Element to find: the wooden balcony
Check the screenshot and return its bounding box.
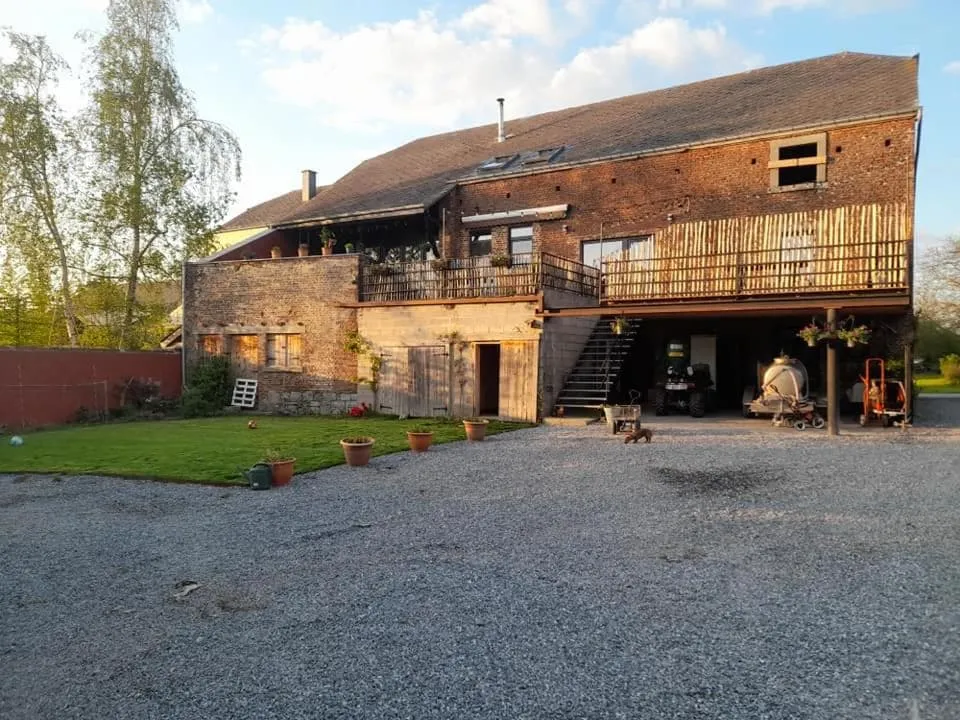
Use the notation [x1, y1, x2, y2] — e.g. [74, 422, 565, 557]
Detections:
[602, 203, 910, 303]
[358, 252, 600, 303]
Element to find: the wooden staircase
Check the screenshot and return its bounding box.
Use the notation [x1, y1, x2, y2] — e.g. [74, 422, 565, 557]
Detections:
[554, 317, 638, 412]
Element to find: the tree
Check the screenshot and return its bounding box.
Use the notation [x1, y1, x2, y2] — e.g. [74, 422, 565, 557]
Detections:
[917, 235, 960, 331]
[86, 0, 240, 349]
[0, 30, 82, 345]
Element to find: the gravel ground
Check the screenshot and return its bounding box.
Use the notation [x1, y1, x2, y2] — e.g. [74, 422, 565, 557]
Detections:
[2, 421, 959, 720]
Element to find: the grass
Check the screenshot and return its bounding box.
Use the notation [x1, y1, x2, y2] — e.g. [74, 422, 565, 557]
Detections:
[0, 415, 530, 485]
[915, 374, 960, 394]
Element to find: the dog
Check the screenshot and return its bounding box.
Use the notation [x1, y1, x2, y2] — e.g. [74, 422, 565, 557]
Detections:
[624, 427, 653, 444]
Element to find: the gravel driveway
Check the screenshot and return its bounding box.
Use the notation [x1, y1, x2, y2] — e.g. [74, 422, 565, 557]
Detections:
[2, 422, 959, 719]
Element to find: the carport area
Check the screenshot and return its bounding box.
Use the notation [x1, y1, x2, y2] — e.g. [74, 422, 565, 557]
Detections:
[3, 423, 959, 719]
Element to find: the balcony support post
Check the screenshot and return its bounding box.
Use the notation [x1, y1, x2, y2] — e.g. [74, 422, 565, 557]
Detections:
[826, 307, 839, 436]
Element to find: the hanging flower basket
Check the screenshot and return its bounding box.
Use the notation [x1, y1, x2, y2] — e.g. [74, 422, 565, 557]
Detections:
[837, 325, 871, 348]
[610, 317, 629, 335]
[798, 323, 827, 347]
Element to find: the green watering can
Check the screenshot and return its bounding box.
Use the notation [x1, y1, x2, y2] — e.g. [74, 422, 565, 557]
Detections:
[243, 462, 272, 490]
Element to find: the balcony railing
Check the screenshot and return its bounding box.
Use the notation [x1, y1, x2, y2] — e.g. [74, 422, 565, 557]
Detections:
[601, 203, 910, 303]
[358, 252, 600, 302]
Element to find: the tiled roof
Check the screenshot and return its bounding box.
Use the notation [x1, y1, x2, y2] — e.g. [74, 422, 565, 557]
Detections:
[217, 189, 307, 232]
[276, 52, 918, 226]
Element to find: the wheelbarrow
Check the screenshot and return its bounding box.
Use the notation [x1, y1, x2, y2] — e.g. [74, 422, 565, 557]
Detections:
[602, 390, 642, 435]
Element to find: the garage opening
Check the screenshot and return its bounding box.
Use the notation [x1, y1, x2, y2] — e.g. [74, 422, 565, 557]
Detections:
[476, 344, 501, 416]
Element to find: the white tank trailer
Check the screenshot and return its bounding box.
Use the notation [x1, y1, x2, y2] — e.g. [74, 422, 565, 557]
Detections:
[743, 355, 825, 429]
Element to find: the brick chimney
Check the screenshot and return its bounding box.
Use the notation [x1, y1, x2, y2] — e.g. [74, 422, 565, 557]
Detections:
[301, 169, 317, 202]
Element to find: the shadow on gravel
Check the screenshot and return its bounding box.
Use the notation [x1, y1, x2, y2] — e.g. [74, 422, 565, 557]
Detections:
[653, 465, 781, 496]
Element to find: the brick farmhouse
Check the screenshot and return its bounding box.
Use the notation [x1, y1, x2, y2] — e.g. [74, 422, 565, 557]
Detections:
[183, 52, 920, 424]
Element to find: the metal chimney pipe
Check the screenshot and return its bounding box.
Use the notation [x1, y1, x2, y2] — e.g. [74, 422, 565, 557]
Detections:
[497, 97, 505, 143]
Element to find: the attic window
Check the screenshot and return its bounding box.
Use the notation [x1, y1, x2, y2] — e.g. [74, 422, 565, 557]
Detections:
[518, 147, 564, 167]
[769, 133, 826, 190]
[477, 154, 518, 173]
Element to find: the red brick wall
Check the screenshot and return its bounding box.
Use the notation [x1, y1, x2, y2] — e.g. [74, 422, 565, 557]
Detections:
[182, 256, 360, 412]
[439, 117, 916, 260]
[0, 348, 181, 429]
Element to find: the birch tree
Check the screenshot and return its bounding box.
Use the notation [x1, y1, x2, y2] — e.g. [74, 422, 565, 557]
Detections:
[86, 0, 240, 348]
[0, 30, 82, 345]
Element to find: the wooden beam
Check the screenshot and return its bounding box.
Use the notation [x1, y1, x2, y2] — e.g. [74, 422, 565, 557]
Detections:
[539, 293, 911, 319]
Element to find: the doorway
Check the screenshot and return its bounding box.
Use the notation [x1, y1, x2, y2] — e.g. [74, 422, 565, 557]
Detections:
[476, 344, 501, 416]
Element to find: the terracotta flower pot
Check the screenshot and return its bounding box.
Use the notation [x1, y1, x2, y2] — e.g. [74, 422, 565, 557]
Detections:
[321, 246, 334, 256]
[340, 437, 374, 466]
[270, 247, 282, 259]
[407, 431, 434, 452]
[463, 419, 489, 442]
[298, 244, 309, 257]
[268, 459, 296, 486]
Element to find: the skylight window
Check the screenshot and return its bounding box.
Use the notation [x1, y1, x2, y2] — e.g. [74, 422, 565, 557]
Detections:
[519, 147, 564, 167]
[477, 154, 518, 172]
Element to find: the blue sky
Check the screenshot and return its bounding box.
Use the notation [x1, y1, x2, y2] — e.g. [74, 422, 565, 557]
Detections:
[2, 0, 958, 247]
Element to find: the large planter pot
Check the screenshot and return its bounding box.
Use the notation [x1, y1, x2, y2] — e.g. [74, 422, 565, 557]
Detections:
[268, 459, 295, 486]
[463, 419, 489, 442]
[340, 437, 375, 466]
[407, 431, 434, 452]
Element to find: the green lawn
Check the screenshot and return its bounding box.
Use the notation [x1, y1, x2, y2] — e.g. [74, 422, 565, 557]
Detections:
[915, 374, 960, 394]
[0, 416, 529, 484]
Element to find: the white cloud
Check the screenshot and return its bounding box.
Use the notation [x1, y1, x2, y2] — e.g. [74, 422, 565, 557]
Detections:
[179, 0, 213, 25]
[458, 0, 555, 40]
[945, 61, 960, 75]
[250, 9, 756, 135]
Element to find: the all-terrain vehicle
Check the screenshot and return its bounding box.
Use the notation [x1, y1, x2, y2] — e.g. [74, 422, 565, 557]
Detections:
[652, 340, 713, 417]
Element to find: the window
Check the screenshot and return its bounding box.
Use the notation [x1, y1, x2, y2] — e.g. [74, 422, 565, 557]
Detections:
[470, 230, 492, 257]
[230, 334, 259, 367]
[769, 133, 826, 189]
[477, 154, 518, 173]
[266, 334, 302, 369]
[518, 147, 564, 167]
[780, 232, 815, 287]
[197, 334, 223, 358]
[509, 226, 533, 257]
[581, 236, 653, 269]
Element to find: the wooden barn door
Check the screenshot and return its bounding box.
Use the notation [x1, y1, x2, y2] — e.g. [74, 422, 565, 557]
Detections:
[498, 340, 539, 422]
[377, 346, 449, 418]
[408, 346, 449, 417]
[377, 347, 409, 417]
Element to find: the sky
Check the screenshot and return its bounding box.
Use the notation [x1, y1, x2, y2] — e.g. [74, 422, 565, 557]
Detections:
[1, 0, 958, 248]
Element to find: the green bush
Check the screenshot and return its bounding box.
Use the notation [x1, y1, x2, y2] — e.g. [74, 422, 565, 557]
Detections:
[182, 356, 232, 417]
[940, 354, 960, 383]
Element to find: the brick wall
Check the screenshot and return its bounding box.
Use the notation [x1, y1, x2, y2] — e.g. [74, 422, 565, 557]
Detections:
[438, 117, 916, 261]
[183, 256, 360, 413]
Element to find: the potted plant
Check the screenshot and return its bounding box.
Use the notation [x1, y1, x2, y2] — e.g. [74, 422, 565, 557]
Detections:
[340, 436, 375, 466]
[262, 449, 295, 486]
[431, 258, 452, 272]
[837, 324, 871, 348]
[270, 246, 283, 259]
[490, 254, 511, 268]
[320, 227, 335, 256]
[298, 242, 310, 257]
[344, 243, 354, 253]
[406, 424, 434, 452]
[797, 323, 823, 347]
[462, 417, 489, 441]
[610, 317, 629, 335]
